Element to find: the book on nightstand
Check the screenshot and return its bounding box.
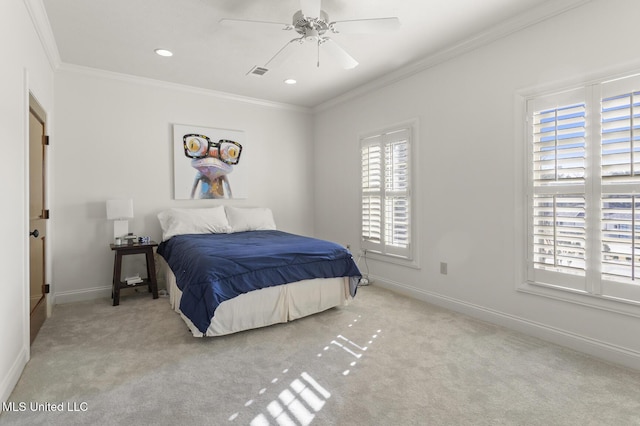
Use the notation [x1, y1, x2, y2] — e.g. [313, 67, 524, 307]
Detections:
[124, 274, 143, 285]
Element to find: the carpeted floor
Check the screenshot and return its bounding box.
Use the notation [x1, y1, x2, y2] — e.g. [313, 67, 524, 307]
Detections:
[2, 285, 640, 426]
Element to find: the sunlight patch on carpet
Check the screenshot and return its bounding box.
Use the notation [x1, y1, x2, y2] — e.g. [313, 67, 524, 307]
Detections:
[230, 314, 383, 425]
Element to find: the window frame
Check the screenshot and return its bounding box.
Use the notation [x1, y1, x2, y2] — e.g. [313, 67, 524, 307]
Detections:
[359, 120, 420, 269]
[517, 71, 640, 318]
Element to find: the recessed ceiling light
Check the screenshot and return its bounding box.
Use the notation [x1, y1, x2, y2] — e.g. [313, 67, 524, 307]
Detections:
[154, 49, 173, 57]
[284, 79, 297, 85]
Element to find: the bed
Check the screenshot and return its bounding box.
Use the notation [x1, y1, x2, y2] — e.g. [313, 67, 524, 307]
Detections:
[156, 206, 361, 337]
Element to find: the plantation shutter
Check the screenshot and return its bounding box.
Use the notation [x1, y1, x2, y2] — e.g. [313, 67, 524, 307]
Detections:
[527, 88, 587, 291]
[599, 75, 640, 302]
[362, 137, 382, 245]
[532, 103, 586, 185]
[383, 129, 410, 257]
[361, 127, 412, 259]
[601, 88, 640, 180]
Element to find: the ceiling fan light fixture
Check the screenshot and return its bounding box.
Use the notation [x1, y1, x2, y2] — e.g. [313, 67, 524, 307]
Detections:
[284, 78, 297, 85]
[221, 0, 399, 71]
[154, 48, 173, 57]
[305, 28, 320, 41]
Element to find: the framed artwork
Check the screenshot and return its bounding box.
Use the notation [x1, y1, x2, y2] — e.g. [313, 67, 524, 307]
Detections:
[173, 124, 248, 199]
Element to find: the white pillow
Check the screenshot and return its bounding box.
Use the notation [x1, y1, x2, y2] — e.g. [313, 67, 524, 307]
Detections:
[157, 206, 231, 241]
[225, 206, 276, 232]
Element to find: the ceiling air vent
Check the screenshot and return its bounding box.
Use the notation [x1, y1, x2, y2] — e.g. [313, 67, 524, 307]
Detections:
[247, 66, 269, 76]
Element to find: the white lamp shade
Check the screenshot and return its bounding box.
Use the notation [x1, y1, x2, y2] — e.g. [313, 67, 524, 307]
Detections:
[106, 199, 134, 220]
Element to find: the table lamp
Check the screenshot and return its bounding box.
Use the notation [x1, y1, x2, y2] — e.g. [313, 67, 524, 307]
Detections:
[106, 199, 134, 241]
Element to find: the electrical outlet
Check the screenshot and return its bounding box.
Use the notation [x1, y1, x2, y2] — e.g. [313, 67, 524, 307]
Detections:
[440, 262, 448, 275]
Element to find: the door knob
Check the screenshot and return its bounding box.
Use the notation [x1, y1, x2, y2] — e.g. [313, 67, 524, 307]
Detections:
[30, 229, 39, 238]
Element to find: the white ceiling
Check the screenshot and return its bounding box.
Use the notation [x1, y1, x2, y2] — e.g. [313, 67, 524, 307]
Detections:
[40, 0, 584, 108]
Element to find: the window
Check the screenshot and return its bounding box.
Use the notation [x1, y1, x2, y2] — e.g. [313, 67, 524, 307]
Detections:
[525, 73, 640, 306]
[361, 126, 413, 260]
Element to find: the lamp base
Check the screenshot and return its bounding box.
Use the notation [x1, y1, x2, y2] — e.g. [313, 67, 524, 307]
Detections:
[113, 220, 129, 240]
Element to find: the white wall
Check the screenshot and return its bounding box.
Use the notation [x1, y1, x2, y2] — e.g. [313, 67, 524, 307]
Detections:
[313, 0, 640, 369]
[0, 0, 55, 403]
[51, 69, 315, 303]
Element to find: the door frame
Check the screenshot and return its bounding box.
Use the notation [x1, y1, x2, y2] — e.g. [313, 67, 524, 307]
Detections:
[27, 89, 51, 346]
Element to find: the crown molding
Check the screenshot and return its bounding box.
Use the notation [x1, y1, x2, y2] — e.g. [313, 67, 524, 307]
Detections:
[23, 0, 61, 70]
[314, 0, 593, 113]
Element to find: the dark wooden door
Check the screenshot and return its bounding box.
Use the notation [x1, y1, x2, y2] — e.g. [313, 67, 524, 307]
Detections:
[29, 95, 48, 344]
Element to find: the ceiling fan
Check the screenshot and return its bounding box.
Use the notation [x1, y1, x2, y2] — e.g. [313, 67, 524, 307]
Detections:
[219, 0, 400, 71]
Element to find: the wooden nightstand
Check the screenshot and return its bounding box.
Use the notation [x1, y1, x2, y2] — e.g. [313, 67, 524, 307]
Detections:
[110, 241, 159, 306]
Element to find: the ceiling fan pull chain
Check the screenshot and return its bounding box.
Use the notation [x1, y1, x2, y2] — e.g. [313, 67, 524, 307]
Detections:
[317, 39, 320, 67]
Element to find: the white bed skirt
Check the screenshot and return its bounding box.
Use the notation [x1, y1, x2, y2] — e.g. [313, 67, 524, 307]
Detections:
[158, 257, 352, 337]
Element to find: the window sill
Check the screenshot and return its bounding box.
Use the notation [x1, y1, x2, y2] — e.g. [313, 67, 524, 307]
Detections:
[518, 281, 640, 319]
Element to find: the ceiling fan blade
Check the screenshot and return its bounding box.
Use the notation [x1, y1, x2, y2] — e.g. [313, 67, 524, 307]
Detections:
[265, 38, 303, 69]
[300, 0, 321, 17]
[219, 18, 291, 31]
[331, 17, 400, 34]
[322, 38, 358, 69]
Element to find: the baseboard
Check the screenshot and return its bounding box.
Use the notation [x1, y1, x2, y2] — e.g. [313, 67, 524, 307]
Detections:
[371, 276, 640, 372]
[0, 346, 28, 404]
[54, 285, 111, 304]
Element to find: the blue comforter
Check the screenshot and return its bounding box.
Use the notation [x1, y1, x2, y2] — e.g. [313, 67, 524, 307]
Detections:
[157, 230, 361, 333]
